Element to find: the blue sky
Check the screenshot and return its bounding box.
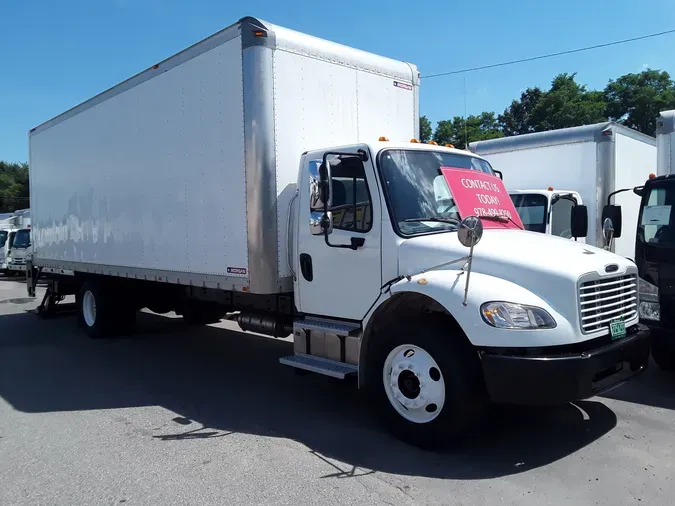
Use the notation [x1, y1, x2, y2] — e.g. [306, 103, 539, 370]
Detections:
[1, 0, 674, 163]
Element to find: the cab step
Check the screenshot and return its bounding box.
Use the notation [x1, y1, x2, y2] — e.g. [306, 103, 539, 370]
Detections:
[296, 317, 361, 337]
[279, 354, 358, 379]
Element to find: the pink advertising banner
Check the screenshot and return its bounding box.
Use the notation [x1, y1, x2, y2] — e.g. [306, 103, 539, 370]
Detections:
[440, 167, 524, 230]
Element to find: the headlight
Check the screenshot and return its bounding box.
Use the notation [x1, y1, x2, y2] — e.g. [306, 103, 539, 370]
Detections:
[480, 302, 556, 329]
[638, 277, 660, 321]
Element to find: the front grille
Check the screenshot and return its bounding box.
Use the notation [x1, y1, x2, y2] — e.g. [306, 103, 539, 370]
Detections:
[579, 274, 638, 333]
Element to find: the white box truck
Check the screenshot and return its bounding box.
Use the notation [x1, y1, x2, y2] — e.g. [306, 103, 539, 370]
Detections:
[469, 123, 657, 260]
[26, 16, 651, 449]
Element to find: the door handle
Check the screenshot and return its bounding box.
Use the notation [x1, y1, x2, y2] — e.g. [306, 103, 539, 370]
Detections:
[299, 253, 313, 282]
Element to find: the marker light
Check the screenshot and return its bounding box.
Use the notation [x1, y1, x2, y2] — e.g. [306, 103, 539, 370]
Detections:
[410, 138, 419, 143]
[649, 173, 656, 179]
[378, 136, 389, 142]
[427, 140, 438, 145]
[445, 143, 454, 148]
[548, 186, 554, 191]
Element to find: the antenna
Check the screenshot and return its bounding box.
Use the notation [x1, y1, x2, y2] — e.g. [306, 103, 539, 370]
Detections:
[463, 76, 468, 149]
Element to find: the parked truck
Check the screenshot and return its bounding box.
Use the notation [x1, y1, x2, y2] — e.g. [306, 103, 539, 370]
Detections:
[602, 110, 675, 371]
[25, 16, 651, 448]
[469, 123, 657, 259]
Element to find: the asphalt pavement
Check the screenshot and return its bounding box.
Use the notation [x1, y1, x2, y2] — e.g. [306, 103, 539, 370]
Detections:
[0, 276, 673, 505]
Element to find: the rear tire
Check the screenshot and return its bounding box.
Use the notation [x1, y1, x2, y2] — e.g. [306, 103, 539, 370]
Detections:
[366, 318, 487, 450]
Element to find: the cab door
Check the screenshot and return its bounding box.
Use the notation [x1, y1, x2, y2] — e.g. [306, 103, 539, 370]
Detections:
[295, 145, 383, 321]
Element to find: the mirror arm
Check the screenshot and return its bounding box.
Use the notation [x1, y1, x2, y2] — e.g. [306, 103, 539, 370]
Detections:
[606, 187, 632, 206]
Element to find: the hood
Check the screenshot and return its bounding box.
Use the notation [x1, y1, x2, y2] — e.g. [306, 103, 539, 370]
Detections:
[398, 229, 636, 321]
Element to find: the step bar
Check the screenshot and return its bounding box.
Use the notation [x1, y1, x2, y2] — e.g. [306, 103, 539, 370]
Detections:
[279, 354, 358, 379]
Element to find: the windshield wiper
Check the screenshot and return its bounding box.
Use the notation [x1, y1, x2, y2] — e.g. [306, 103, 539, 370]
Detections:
[404, 217, 460, 225]
[479, 214, 523, 230]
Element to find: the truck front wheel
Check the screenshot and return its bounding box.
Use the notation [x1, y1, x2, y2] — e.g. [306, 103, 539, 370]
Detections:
[651, 336, 675, 372]
[366, 319, 487, 450]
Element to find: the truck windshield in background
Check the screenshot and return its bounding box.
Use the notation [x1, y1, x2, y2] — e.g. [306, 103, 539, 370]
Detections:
[378, 149, 494, 236]
[509, 193, 547, 233]
[0, 230, 7, 248]
[12, 229, 30, 249]
[639, 184, 675, 246]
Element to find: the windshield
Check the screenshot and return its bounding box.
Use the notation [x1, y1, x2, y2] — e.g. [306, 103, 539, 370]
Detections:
[379, 149, 495, 235]
[0, 230, 7, 248]
[12, 229, 30, 249]
[640, 183, 675, 246]
[509, 193, 547, 233]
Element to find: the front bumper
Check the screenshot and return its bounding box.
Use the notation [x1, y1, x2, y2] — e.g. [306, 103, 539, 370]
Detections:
[7, 263, 25, 271]
[480, 324, 651, 405]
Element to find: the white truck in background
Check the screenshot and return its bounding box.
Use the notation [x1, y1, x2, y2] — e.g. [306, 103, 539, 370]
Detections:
[469, 123, 657, 259]
[25, 16, 651, 449]
[5, 209, 31, 274]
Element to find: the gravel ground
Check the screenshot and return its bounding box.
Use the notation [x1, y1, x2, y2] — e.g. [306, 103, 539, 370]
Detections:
[0, 276, 673, 505]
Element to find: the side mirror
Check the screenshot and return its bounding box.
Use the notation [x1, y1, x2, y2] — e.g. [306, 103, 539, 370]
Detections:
[601, 204, 623, 238]
[570, 205, 588, 238]
[602, 217, 615, 248]
[493, 169, 503, 180]
[308, 160, 333, 236]
[308, 160, 331, 212]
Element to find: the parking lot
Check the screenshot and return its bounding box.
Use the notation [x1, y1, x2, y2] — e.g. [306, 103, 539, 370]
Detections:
[0, 276, 673, 505]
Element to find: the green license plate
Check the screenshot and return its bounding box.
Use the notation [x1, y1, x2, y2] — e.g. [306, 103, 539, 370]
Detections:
[610, 319, 627, 341]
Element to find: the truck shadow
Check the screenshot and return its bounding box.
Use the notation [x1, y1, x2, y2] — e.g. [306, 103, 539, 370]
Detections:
[0, 309, 619, 480]
[600, 360, 675, 411]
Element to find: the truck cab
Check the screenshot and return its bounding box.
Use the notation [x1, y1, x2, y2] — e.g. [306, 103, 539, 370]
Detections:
[7, 227, 31, 274]
[603, 174, 675, 370]
[1, 228, 17, 276]
[508, 189, 588, 240]
[289, 140, 649, 447]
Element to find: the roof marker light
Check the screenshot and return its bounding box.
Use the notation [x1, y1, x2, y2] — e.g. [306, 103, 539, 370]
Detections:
[378, 136, 389, 142]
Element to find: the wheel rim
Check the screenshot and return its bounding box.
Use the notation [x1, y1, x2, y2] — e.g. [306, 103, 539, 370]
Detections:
[82, 290, 97, 327]
[382, 344, 446, 424]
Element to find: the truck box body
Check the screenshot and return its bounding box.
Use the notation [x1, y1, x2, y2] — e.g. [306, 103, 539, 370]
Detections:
[656, 110, 675, 176]
[28, 17, 419, 294]
[469, 123, 656, 259]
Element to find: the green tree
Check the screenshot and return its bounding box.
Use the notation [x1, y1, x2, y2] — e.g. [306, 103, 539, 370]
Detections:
[604, 69, 675, 136]
[0, 161, 30, 213]
[530, 73, 607, 131]
[498, 87, 544, 136]
[419, 115, 432, 143]
[433, 112, 503, 149]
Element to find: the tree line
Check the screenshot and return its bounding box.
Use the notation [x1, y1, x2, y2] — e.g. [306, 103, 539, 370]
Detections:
[420, 69, 675, 148]
[0, 161, 29, 214]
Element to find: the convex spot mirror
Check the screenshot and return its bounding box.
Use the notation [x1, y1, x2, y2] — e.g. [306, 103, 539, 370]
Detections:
[458, 216, 484, 248]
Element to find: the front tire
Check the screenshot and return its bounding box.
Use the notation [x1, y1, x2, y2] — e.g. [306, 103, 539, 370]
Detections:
[651, 335, 675, 371]
[366, 318, 487, 450]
